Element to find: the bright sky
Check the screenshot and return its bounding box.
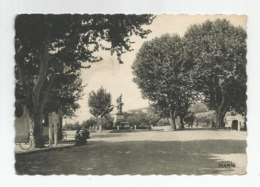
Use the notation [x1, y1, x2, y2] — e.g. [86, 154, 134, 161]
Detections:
[70, 14, 247, 123]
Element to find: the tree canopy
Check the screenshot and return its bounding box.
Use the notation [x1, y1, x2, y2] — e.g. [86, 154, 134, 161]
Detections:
[15, 14, 154, 147]
[189, 103, 208, 114]
[132, 19, 246, 130]
[88, 87, 114, 118]
[132, 34, 193, 130]
[184, 19, 247, 128]
[88, 87, 114, 132]
[125, 108, 160, 127]
[81, 117, 98, 129]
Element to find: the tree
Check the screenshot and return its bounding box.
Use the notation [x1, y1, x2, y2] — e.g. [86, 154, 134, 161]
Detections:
[126, 111, 156, 127]
[15, 57, 84, 141]
[157, 118, 170, 126]
[126, 115, 140, 127]
[145, 107, 161, 126]
[189, 102, 208, 114]
[194, 111, 216, 127]
[183, 19, 247, 128]
[132, 34, 193, 130]
[15, 14, 154, 147]
[81, 117, 98, 129]
[88, 87, 114, 132]
[183, 112, 195, 127]
[158, 118, 171, 126]
[175, 93, 194, 129]
[102, 115, 114, 129]
[62, 122, 81, 130]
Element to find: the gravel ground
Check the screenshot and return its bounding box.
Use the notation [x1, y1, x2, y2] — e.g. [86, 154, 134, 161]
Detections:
[15, 128, 247, 175]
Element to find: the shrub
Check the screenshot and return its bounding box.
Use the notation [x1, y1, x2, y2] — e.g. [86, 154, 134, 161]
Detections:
[63, 121, 81, 130]
[63, 123, 73, 130]
[157, 118, 170, 126]
[189, 103, 208, 114]
[194, 110, 216, 127]
[184, 112, 195, 124]
[102, 115, 114, 128]
[145, 112, 160, 126]
[126, 115, 140, 126]
[136, 126, 152, 129]
[74, 122, 81, 130]
[81, 118, 97, 129]
[114, 119, 125, 127]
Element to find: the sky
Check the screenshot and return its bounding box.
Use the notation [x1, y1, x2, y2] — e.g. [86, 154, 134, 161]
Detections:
[69, 14, 247, 123]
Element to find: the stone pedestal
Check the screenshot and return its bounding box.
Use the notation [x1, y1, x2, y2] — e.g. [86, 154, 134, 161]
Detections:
[113, 114, 125, 127]
[48, 112, 59, 145]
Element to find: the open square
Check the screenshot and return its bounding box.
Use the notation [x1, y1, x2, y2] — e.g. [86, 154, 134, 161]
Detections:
[14, 14, 247, 175]
[15, 129, 247, 175]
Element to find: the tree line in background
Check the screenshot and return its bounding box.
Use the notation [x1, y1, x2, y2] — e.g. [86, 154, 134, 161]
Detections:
[132, 19, 247, 130]
[63, 110, 160, 131]
[86, 87, 166, 131]
[65, 102, 214, 131]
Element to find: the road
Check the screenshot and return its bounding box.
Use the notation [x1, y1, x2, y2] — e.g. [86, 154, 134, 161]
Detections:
[15, 129, 247, 175]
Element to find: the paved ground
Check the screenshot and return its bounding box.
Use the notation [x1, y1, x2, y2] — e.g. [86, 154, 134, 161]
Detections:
[15, 128, 247, 175]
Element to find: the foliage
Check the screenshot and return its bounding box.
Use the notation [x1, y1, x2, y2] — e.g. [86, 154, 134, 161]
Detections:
[88, 87, 114, 118]
[81, 117, 98, 129]
[126, 115, 140, 126]
[134, 112, 148, 127]
[145, 108, 161, 126]
[123, 112, 133, 121]
[125, 109, 160, 127]
[157, 118, 170, 126]
[15, 14, 154, 147]
[102, 115, 114, 128]
[115, 119, 126, 127]
[183, 112, 195, 125]
[132, 34, 193, 130]
[184, 19, 247, 128]
[63, 121, 81, 130]
[88, 87, 114, 132]
[194, 111, 216, 127]
[189, 103, 208, 114]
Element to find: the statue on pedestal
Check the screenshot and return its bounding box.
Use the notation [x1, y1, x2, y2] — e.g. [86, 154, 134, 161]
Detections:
[114, 94, 124, 126]
[116, 94, 124, 114]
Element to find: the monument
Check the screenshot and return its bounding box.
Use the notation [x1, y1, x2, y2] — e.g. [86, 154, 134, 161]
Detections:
[113, 94, 124, 126]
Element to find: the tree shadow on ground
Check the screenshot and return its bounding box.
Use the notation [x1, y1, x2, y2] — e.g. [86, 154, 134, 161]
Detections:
[58, 140, 75, 144]
[15, 139, 247, 175]
[91, 132, 125, 139]
[182, 127, 212, 131]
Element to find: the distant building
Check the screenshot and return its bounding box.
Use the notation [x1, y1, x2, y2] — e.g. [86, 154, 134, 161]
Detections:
[224, 112, 246, 131]
[126, 108, 149, 114]
[191, 110, 246, 130]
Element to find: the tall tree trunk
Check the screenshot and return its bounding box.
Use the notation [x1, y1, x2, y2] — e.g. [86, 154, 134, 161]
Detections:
[180, 116, 185, 129]
[215, 95, 227, 129]
[215, 109, 226, 129]
[169, 110, 176, 130]
[33, 106, 44, 147]
[58, 108, 63, 141]
[99, 116, 103, 133]
[32, 40, 51, 148]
